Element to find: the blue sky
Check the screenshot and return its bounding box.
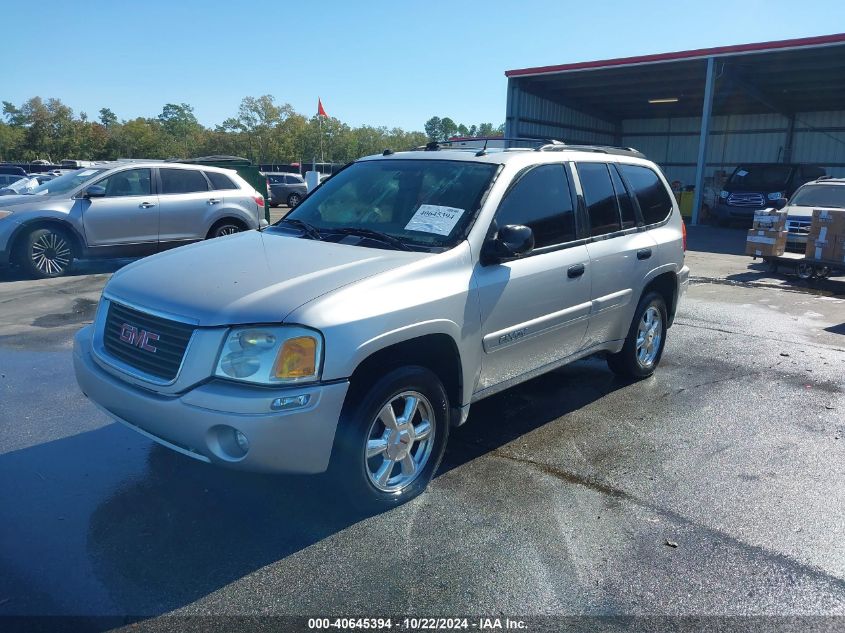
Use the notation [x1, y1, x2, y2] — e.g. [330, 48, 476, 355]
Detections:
[5, 0, 844, 131]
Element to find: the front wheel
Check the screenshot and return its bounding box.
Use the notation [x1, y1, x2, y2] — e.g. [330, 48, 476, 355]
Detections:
[287, 193, 302, 208]
[328, 366, 449, 510]
[607, 292, 668, 379]
[20, 227, 75, 278]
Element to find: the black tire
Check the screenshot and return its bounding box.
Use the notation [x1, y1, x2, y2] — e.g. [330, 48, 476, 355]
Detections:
[328, 366, 449, 510]
[207, 220, 244, 239]
[607, 291, 668, 379]
[19, 226, 75, 279]
[287, 193, 302, 208]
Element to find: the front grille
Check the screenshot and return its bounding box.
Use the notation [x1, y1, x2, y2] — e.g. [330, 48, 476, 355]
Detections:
[103, 301, 195, 381]
[786, 219, 811, 234]
[727, 192, 766, 207]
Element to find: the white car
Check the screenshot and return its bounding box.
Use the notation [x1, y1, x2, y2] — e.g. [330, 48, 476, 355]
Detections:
[784, 177, 845, 251]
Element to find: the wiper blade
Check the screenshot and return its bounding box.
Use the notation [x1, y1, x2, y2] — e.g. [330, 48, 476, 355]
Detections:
[328, 227, 412, 251]
[280, 218, 323, 241]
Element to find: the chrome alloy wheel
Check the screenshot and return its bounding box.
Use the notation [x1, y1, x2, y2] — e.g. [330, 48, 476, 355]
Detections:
[31, 232, 71, 276]
[636, 306, 662, 368]
[364, 391, 435, 493]
[215, 224, 241, 237]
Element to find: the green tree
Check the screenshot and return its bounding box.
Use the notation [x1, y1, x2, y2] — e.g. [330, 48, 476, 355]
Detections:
[424, 116, 442, 141]
[99, 107, 118, 127]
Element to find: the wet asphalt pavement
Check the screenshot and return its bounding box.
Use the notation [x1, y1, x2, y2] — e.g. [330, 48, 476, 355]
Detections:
[0, 239, 844, 627]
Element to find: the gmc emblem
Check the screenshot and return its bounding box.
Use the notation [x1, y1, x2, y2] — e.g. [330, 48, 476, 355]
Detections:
[119, 323, 160, 353]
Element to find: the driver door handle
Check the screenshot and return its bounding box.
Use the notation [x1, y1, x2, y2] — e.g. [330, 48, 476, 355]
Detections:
[567, 263, 586, 278]
[139, 202, 156, 209]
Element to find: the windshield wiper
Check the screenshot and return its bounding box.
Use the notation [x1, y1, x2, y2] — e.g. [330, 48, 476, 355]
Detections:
[280, 218, 324, 241]
[327, 227, 413, 251]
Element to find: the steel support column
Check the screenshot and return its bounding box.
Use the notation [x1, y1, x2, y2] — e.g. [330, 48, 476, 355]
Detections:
[692, 57, 716, 226]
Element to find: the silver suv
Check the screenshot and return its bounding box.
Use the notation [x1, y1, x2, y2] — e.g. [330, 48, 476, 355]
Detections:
[0, 162, 266, 278]
[74, 142, 689, 508]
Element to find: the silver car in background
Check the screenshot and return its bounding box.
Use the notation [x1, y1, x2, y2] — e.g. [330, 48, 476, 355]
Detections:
[0, 162, 266, 278]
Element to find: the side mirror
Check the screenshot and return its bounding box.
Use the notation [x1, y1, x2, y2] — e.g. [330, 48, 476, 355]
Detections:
[83, 185, 106, 199]
[482, 224, 535, 265]
[773, 197, 787, 210]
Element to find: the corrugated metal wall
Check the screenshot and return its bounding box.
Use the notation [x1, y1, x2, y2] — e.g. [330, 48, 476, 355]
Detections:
[622, 111, 845, 184]
[506, 80, 845, 186]
[506, 81, 617, 145]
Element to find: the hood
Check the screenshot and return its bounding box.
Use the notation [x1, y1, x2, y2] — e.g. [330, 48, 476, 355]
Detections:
[104, 230, 430, 326]
[0, 194, 52, 209]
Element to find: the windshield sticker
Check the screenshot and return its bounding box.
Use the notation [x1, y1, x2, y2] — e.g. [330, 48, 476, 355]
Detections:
[77, 169, 98, 177]
[735, 169, 749, 177]
[405, 204, 465, 236]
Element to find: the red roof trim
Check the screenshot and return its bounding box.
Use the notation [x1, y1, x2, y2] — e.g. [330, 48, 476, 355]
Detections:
[505, 33, 845, 77]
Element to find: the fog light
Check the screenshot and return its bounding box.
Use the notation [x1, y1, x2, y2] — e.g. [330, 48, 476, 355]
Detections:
[235, 430, 249, 452]
[271, 394, 311, 411]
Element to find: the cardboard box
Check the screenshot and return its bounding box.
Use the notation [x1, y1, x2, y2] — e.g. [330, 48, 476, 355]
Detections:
[833, 235, 845, 264]
[805, 236, 837, 262]
[752, 209, 787, 231]
[746, 229, 786, 257]
[809, 209, 845, 240]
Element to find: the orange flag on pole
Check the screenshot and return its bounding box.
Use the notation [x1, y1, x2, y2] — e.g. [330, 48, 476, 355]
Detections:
[317, 98, 328, 118]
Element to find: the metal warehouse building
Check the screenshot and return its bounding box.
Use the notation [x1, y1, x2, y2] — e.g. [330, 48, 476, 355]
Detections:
[504, 33, 845, 224]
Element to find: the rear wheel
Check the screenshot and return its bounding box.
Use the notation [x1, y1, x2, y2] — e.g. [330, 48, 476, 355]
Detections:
[328, 366, 449, 510]
[607, 292, 668, 379]
[19, 227, 75, 278]
[208, 220, 244, 239]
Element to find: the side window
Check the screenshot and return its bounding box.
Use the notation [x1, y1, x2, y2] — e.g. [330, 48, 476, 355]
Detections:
[577, 162, 621, 237]
[160, 168, 209, 194]
[495, 164, 575, 248]
[610, 165, 637, 229]
[95, 168, 152, 197]
[284, 175, 295, 184]
[618, 164, 673, 225]
[204, 171, 237, 190]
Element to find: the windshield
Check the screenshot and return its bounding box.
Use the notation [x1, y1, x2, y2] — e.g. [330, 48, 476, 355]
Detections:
[4, 177, 39, 193]
[790, 184, 845, 209]
[728, 165, 793, 189]
[281, 159, 498, 248]
[27, 168, 107, 196]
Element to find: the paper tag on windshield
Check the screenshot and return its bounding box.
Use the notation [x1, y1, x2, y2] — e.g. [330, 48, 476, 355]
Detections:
[78, 169, 97, 177]
[405, 204, 465, 236]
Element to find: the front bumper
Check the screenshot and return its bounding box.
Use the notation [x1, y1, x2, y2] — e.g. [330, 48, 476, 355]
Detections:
[73, 325, 349, 474]
[713, 201, 765, 221]
[0, 216, 20, 265]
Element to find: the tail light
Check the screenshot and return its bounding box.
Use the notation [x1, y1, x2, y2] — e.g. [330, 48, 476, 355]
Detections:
[253, 193, 265, 209]
[681, 219, 687, 251]
[266, 178, 271, 197]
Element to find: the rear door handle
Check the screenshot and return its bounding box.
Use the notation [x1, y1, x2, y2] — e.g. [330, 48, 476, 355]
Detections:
[637, 248, 652, 260]
[139, 202, 156, 209]
[567, 263, 586, 278]
[207, 198, 222, 205]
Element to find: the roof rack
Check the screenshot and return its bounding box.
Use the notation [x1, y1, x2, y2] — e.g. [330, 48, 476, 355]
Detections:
[535, 143, 645, 158]
[412, 137, 645, 158]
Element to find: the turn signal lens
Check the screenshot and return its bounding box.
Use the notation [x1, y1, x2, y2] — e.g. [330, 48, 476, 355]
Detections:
[272, 336, 317, 379]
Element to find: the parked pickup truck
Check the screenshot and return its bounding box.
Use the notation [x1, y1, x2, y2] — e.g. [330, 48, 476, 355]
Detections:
[74, 142, 689, 509]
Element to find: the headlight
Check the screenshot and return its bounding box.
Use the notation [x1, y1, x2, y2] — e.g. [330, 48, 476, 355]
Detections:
[214, 326, 323, 385]
[719, 190, 729, 199]
[767, 192, 784, 200]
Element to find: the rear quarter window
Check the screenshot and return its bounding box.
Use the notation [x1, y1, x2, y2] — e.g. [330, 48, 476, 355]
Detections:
[205, 171, 238, 190]
[618, 164, 673, 225]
